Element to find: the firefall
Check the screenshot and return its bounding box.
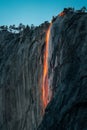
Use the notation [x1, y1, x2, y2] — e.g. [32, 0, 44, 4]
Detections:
[42, 22, 52, 110]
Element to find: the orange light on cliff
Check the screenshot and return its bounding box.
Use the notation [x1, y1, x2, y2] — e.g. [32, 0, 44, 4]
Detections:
[59, 11, 65, 16]
[42, 22, 52, 110]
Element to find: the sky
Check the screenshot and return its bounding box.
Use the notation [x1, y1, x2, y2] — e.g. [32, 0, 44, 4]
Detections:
[0, 0, 87, 26]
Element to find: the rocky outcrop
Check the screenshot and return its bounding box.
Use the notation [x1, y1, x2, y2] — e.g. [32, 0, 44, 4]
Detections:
[38, 12, 87, 130]
[0, 23, 49, 130]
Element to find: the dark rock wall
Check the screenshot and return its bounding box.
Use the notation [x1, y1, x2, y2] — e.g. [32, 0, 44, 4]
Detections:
[0, 24, 49, 130]
[38, 13, 87, 130]
[0, 12, 87, 130]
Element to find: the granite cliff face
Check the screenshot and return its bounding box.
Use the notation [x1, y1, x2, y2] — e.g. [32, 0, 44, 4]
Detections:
[0, 23, 50, 130]
[0, 10, 87, 130]
[38, 12, 87, 130]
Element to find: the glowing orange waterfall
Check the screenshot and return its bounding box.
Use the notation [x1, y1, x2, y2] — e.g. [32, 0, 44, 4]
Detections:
[42, 22, 52, 110]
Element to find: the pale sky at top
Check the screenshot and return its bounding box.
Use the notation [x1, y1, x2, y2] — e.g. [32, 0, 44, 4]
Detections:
[0, 0, 87, 26]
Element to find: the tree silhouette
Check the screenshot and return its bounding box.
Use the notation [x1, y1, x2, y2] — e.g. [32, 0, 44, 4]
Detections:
[81, 6, 87, 12]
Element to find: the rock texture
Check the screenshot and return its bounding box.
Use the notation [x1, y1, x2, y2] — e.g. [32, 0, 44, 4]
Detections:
[0, 10, 87, 130]
[38, 12, 87, 130]
[0, 23, 49, 130]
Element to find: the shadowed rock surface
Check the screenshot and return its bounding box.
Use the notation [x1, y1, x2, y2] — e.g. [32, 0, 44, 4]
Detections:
[0, 23, 50, 130]
[38, 12, 87, 130]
